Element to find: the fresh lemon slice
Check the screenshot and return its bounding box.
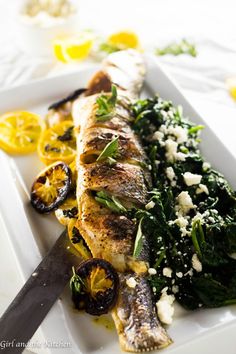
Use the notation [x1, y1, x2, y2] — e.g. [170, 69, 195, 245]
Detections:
[108, 30, 140, 50]
[53, 33, 94, 63]
[38, 121, 76, 165]
[0, 111, 44, 154]
[226, 77, 236, 101]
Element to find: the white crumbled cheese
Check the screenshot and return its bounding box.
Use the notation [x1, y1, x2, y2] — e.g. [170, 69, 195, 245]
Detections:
[163, 267, 173, 278]
[166, 167, 176, 181]
[183, 172, 202, 186]
[185, 268, 194, 277]
[208, 216, 215, 223]
[148, 268, 157, 275]
[196, 184, 209, 195]
[145, 201, 155, 210]
[165, 139, 178, 162]
[192, 212, 204, 224]
[172, 285, 179, 294]
[170, 216, 189, 237]
[203, 162, 211, 171]
[153, 131, 164, 141]
[175, 152, 186, 161]
[156, 290, 175, 325]
[159, 124, 168, 134]
[192, 253, 202, 272]
[176, 272, 183, 278]
[155, 160, 160, 168]
[126, 277, 137, 288]
[176, 191, 196, 216]
[168, 126, 188, 143]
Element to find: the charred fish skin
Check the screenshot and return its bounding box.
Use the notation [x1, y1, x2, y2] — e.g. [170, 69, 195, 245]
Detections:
[72, 49, 172, 352]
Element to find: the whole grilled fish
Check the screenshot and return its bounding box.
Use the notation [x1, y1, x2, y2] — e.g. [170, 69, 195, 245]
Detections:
[72, 50, 171, 352]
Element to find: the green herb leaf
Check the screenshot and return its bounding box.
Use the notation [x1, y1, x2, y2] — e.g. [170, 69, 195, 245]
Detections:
[188, 125, 204, 134]
[96, 137, 119, 164]
[96, 85, 118, 121]
[133, 217, 144, 258]
[95, 190, 126, 213]
[99, 42, 120, 54]
[155, 39, 197, 57]
[70, 266, 84, 294]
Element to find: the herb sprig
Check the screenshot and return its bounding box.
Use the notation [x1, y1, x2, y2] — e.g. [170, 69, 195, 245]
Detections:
[95, 191, 127, 214]
[155, 39, 197, 57]
[96, 137, 119, 165]
[96, 85, 118, 121]
[133, 217, 144, 258]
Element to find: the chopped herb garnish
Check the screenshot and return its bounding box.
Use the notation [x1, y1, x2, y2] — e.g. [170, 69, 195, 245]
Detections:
[57, 126, 74, 142]
[70, 266, 84, 294]
[155, 39, 197, 57]
[133, 217, 144, 258]
[96, 137, 119, 164]
[96, 85, 117, 121]
[99, 42, 120, 54]
[95, 190, 126, 213]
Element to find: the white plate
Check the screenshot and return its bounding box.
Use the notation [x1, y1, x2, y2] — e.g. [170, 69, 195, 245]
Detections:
[0, 56, 236, 354]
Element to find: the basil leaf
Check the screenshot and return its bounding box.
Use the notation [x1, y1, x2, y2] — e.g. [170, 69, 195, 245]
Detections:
[96, 137, 119, 163]
[133, 217, 144, 258]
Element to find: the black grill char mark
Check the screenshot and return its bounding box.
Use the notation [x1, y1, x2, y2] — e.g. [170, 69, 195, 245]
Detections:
[103, 215, 136, 241]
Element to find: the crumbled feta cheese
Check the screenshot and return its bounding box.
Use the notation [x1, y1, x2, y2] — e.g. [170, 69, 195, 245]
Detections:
[176, 191, 196, 215]
[172, 285, 179, 294]
[153, 131, 164, 141]
[196, 184, 209, 195]
[148, 268, 157, 275]
[156, 290, 175, 325]
[192, 212, 204, 224]
[166, 167, 175, 181]
[208, 216, 215, 223]
[176, 272, 183, 278]
[170, 216, 189, 237]
[168, 126, 188, 143]
[192, 253, 202, 272]
[159, 124, 168, 134]
[126, 277, 137, 288]
[163, 267, 172, 278]
[165, 139, 178, 162]
[184, 268, 194, 277]
[155, 160, 160, 167]
[203, 162, 211, 171]
[175, 152, 186, 161]
[145, 201, 155, 210]
[183, 172, 202, 186]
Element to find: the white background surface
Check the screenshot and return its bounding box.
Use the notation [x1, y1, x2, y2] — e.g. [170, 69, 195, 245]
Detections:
[0, 1, 236, 353]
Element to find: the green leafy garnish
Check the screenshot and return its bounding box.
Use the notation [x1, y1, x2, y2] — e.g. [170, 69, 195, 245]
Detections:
[96, 137, 119, 164]
[188, 125, 204, 135]
[155, 39, 197, 57]
[133, 217, 144, 258]
[99, 42, 120, 54]
[95, 191, 126, 213]
[96, 85, 118, 121]
[70, 266, 84, 294]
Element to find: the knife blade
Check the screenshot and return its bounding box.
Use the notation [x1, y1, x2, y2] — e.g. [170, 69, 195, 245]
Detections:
[0, 229, 82, 353]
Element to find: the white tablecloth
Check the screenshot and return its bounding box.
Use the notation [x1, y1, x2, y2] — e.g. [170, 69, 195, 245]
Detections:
[0, 0, 236, 353]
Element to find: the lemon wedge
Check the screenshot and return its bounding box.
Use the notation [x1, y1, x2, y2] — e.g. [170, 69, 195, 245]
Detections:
[108, 30, 140, 50]
[53, 33, 94, 63]
[226, 77, 236, 101]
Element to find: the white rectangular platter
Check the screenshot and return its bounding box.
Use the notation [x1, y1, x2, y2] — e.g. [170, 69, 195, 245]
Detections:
[0, 55, 236, 354]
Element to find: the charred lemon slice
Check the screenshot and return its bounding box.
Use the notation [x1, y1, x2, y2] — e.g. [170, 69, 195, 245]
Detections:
[38, 121, 76, 165]
[31, 161, 71, 213]
[70, 259, 119, 315]
[67, 219, 91, 260]
[0, 111, 44, 154]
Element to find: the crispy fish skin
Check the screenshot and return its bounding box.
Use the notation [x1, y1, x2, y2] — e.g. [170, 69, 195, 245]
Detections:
[72, 50, 171, 352]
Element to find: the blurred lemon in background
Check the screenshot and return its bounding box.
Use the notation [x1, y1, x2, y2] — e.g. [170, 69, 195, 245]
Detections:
[107, 30, 140, 50]
[225, 77, 236, 101]
[53, 32, 94, 62]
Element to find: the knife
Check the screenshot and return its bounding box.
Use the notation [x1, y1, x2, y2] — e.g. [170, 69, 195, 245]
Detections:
[0, 229, 82, 353]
